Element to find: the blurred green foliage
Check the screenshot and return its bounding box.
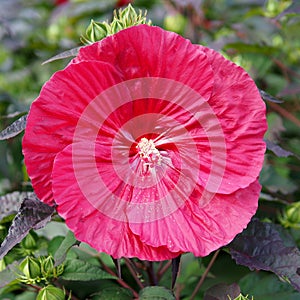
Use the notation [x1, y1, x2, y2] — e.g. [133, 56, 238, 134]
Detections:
[0, 0, 300, 299]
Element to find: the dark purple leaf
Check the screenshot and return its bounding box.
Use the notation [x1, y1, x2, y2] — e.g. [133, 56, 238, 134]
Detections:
[229, 219, 300, 292]
[42, 47, 81, 65]
[0, 114, 27, 140]
[0, 191, 35, 221]
[203, 283, 240, 300]
[259, 90, 283, 103]
[0, 194, 55, 260]
[265, 139, 296, 158]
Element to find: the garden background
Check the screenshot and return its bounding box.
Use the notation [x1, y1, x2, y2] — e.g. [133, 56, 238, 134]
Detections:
[0, 0, 300, 299]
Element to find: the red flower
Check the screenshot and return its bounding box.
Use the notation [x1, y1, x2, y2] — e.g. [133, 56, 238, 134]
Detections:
[54, 0, 68, 5]
[23, 25, 267, 260]
[116, 0, 132, 7]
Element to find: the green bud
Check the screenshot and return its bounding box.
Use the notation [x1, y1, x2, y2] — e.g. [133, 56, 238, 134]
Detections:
[36, 285, 65, 300]
[0, 259, 6, 272]
[84, 20, 109, 44]
[120, 4, 138, 25]
[40, 256, 55, 277]
[81, 4, 151, 44]
[19, 256, 41, 282]
[21, 231, 37, 251]
[110, 20, 124, 35]
[279, 202, 300, 229]
[228, 294, 254, 300]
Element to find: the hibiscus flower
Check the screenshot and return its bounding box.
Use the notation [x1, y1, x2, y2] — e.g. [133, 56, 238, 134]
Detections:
[23, 25, 267, 260]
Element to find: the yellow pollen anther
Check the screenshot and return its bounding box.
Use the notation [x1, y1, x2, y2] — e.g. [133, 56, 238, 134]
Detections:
[136, 138, 162, 174]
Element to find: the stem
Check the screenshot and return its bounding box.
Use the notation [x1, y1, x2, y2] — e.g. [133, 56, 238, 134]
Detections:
[98, 257, 139, 298]
[146, 261, 158, 286]
[124, 258, 145, 289]
[190, 250, 220, 300]
[157, 260, 172, 281]
[268, 102, 300, 128]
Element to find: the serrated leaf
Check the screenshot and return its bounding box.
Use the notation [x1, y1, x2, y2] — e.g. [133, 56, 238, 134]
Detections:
[0, 114, 27, 140]
[61, 259, 116, 281]
[0, 191, 34, 221]
[0, 195, 54, 260]
[203, 283, 241, 300]
[42, 47, 81, 65]
[139, 286, 175, 300]
[54, 231, 79, 266]
[264, 139, 296, 158]
[229, 219, 300, 292]
[91, 287, 133, 300]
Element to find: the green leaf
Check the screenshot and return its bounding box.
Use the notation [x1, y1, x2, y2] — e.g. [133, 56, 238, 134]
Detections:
[90, 287, 133, 300]
[203, 283, 241, 300]
[61, 259, 116, 281]
[54, 231, 79, 266]
[229, 219, 300, 292]
[239, 272, 300, 300]
[260, 164, 297, 194]
[0, 263, 18, 288]
[139, 286, 175, 300]
[0, 114, 27, 140]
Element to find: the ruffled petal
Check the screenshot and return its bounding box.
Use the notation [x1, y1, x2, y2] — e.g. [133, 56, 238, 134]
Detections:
[200, 46, 267, 193]
[129, 180, 261, 257]
[52, 143, 182, 260]
[22, 61, 122, 205]
[74, 25, 214, 102]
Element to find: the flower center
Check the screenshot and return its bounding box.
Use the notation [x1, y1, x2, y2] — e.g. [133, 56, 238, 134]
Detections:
[136, 137, 162, 175]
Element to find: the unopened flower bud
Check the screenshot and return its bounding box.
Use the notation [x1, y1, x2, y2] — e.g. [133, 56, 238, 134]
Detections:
[84, 20, 109, 44]
[19, 256, 41, 280]
[40, 256, 55, 277]
[21, 232, 37, 251]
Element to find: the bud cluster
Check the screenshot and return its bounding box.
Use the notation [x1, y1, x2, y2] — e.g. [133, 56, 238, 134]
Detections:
[81, 4, 151, 44]
[18, 255, 64, 285]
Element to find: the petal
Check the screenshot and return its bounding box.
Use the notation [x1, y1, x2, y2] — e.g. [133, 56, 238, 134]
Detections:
[22, 61, 122, 205]
[200, 46, 267, 193]
[129, 180, 261, 256]
[74, 24, 214, 102]
[52, 143, 182, 260]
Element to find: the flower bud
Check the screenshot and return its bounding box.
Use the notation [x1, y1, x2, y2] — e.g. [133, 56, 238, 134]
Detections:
[120, 4, 138, 25]
[21, 232, 37, 251]
[279, 202, 300, 229]
[36, 285, 65, 300]
[84, 20, 109, 44]
[19, 256, 41, 281]
[81, 4, 151, 44]
[40, 256, 55, 277]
